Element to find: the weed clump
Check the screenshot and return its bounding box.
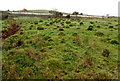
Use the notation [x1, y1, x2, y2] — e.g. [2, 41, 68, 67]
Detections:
[61, 39, 65, 43]
[44, 36, 51, 40]
[69, 24, 74, 26]
[37, 27, 44, 30]
[53, 27, 57, 29]
[66, 21, 71, 24]
[110, 40, 119, 44]
[39, 20, 43, 22]
[29, 27, 32, 30]
[34, 22, 38, 24]
[97, 26, 100, 28]
[49, 47, 53, 49]
[58, 32, 66, 36]
[46, 24, 50, 26]
[16, 40, 24, 47]
[87, 26, 93, 30]
[49, 22, 53, 25]
[61, 22, 64, 25]
[48, 38, 53, 41]
[20, 32, 23, 35]
[80, 22, 84, 25]
[72, 33, 78, 36]
[30, 25, 33, 27]
[57, 26, 59, 28]
[95, 32, 104, 36]
[77, 28, 80, 29]
[65, 26, 70, 28]
[59, 28, 64, 31]
[109, 26, 114, 28]
[90, 21, 94, 24]
[102, 49, 110, 57]
[40, 48, 46, 52]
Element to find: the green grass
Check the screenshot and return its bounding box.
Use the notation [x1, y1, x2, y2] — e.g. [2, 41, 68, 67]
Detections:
[2, 17, 119, 79]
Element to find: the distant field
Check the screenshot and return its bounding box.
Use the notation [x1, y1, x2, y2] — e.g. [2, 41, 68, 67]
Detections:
[17, 10, 69, 14]
[2, 17, 119, 79]
[18, 10, 50, 13]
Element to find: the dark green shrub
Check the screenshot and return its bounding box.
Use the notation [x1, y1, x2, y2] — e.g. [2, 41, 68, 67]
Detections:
[109, 26, 114, 28]
[77, 28, 80, 29]
[50, 22, 53, 25]
[72, 33, 78, 36]
[66, 21, 71, 24]
[30, 25, 33, 27]
[20, 32, 23, 35]
[69, 24, 73, 26]
[115, 24, 119, 26]
[39, 20, 43, 22]
[80, 22, 84, 25]
[106, 38, 111, 40]
[110, 40, 119, 44]
[49, 47, 53, 49]
[46, 24, 50, 26]
[29, 27, 32, 30]
[16, 40, 24, 47]
[87, 26, 93, 30]
[65, 26, 70, 28]
[89, 26, 93, 27]
[61, 22, 64, 25]
[57, 26, 59, 28]
[29, 41, 33, 44]
[34, 22, 38, 24]
[53, 27, 57, 29]
[97, 26, 100, 28]
[59, 28, 64, 31]
[90, 22, 94, 24]
[37, 27, 44, 30]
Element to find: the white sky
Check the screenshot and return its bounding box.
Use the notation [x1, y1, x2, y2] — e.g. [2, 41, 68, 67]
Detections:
[0, 0, 119, 16]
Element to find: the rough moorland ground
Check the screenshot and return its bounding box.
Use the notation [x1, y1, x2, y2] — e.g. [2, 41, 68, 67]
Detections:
[2, 17, 119, 79]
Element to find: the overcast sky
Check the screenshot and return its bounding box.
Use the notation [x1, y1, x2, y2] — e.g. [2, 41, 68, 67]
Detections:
[0, 0, 119, 16]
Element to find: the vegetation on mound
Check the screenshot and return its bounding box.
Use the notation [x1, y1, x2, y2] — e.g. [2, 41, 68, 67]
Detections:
[2, 17, 119, 79]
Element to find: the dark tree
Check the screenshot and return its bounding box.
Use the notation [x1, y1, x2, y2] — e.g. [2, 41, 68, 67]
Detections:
[72, 11, 79, 15]
[22, 8, 28, 12]
[66, 15, 71, 18]
[49, 10, 63, 17]
[80, 13, 83, 15]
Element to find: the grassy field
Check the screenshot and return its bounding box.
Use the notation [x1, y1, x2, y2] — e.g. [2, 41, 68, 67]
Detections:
[18, 10, 50, 13]
[2, 17, 119, 79]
